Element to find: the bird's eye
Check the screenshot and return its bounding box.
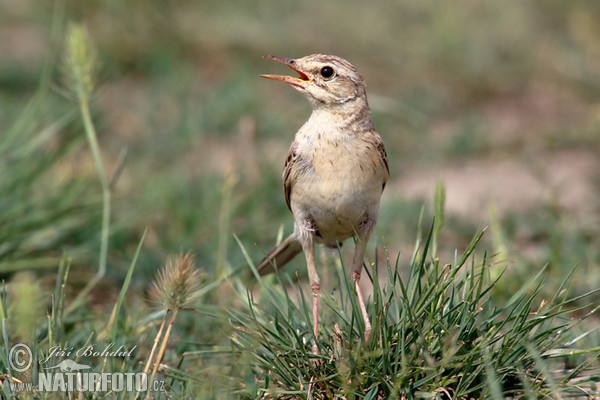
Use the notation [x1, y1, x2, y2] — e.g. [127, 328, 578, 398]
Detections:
[320, 66, 335, 79]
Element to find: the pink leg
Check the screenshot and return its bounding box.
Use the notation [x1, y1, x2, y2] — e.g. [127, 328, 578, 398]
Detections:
[352, 221, 374, 339]
[297, 220, 320, 354]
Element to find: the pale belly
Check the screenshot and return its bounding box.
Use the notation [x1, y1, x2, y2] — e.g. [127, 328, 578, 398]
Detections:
[290, 160, 384, 245]
[297, 195, 377, 243]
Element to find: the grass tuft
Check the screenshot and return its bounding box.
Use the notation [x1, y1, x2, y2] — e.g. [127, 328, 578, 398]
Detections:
[230, 226, 599, 398]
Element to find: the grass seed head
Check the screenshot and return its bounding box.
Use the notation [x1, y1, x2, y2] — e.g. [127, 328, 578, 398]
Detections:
[150, 251, 203, 311]
[64, 23, 97, 99]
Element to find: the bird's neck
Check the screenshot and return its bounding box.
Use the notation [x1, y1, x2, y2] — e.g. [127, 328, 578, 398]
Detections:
[308, 96, 373, 133]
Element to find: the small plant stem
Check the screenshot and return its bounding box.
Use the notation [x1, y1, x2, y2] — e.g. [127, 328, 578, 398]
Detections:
[146, 309, 178, 399]
[135, 311, 168, 400]
[143, 312, 168, 376]
[66, 90, 111, 314]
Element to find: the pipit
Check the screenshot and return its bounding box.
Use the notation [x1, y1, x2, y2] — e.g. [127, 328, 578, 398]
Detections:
[258, 54, 389, 351]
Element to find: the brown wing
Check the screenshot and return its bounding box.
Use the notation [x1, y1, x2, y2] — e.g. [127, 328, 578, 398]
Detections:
[378, 135, 389, 190]
[282, 142, 297, 211]
[370, 132, 389, 191]
[283, 141, 314, 211]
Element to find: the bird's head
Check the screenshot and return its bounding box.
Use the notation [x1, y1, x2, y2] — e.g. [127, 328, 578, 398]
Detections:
[261, 54, 367, 109]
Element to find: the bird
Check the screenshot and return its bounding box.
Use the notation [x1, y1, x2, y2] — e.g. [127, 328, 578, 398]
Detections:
[257, 54, 389, 352]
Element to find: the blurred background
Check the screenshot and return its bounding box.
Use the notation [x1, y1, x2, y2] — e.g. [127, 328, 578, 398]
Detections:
[1, 1, 599, 302]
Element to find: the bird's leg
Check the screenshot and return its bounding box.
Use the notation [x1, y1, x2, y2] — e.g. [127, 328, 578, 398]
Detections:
[352, 219, 374, 339]
[297, 219, 320, 355]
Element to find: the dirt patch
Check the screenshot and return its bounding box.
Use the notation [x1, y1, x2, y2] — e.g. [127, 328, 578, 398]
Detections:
[392, 149, 599, 221]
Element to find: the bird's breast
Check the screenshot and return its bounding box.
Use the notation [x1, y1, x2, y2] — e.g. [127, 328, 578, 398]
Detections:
[290, 132, 385, 242]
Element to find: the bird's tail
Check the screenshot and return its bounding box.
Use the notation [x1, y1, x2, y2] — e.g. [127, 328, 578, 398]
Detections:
[256, 234, 303, 276]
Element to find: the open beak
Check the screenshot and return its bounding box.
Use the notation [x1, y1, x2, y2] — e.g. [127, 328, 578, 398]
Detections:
[260, 55, 311, 88]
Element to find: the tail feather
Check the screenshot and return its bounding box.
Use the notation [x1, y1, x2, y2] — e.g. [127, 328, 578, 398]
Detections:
[256, 234, 303, 276]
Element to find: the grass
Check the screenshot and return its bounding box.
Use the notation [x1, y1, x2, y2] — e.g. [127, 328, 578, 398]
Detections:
[0, 1, 599, 398]
[230, 219, 599, 399]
